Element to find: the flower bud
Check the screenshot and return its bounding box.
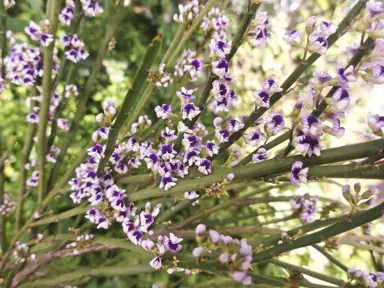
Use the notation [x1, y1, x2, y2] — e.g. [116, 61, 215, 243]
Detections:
[195, 224, 206, 236]
[354, 182, 361, 193]
[192, 247, 205, 258]
[306, 16, 317, 34]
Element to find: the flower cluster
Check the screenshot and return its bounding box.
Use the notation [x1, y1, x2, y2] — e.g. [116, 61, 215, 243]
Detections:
[348, 267, 384, 288]
[284, 16, 337, 56]
[291, 194, 317, 223]
[142, 233, 184, 270]
[192, 224, 253, 285]
[65, 234, 94, 256]
[11, 241, 36, 266]
[247, 10, 270, 48]
[0, 192, 16, 216]
[61, 33, 89, 63]
[173, 1, 199, 25]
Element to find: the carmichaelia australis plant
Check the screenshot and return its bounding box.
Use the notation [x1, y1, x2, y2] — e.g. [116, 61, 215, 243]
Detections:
[0, 0, 384, 287]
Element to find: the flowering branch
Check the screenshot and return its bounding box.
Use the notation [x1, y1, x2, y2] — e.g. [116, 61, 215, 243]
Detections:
[212, 0, 369, 159]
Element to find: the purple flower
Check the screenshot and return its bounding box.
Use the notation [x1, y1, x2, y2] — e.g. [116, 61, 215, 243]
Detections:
[155, 104, 171, 119]
[366, 0, 384, 19]
[367, 114, 384, 133]
[253, 90, 270, 108]
[81, 0, 104, 17]
[96, 216, 110, 229]
[283, 30, 301, 46]
[145, 153, 160, 169]
[290, 161, 309, 188]
[228, 118, 244, 132]
[262, 78, 283, 94]
[215, 129, 230, 143]
[159, 144, 176, 160]
[140, 212, 154, 227]
[313, 70, 332, 85]
[198, 158, 211, 175]
[150, 256, 163, 270]
[360, 63, 384, 84]
[205, 140, 219, 156]
[183, 150, 200, 166]
[292, 195, 317, 223]
[249, 27, 270, 48]
[252, 148, 271, 163]
[39, 33, 54, 47]
[128, 230, 143, 245]
[212, 59, 229, 78]
[324, 115, 345, 138]
[25, 21, 41, 41]
[265, 113, 285, 135]
[161, 127, 177, 141]
[319, 21, 337, 37]
[336, 67, 356, 88]
[246, 129, 265, 147]
[308, 33, 328, 55]
[182, 103, 200, 120]
[26, 113, 39, 124]
[164, 233, 183, 253]
[209, 39, 232, 58]
[302, 115, 323, 137]
[294, 134, 322, 157]
[185, 58, 203, 81]
[85, 208, 100, 223]
[176, 87, 195, 101]
[326, 88, 350, 112]
[160, 174, 177, 190]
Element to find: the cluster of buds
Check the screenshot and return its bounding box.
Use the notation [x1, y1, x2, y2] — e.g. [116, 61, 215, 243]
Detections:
[0, 193, 16, 216]
[201, 7, 229, 41]
[348, 267, 384, 288]
[291, 193, 317, 223]
[173, 1, 199, 25]
[342, 183, 377, 211]
[65, 234, 94, 255]
[11, 241, 36, 266]
[150, 64, 173, 88]
[192, 224, 253, 286]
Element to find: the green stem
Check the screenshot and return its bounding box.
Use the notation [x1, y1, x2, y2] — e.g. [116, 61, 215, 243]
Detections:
[50, 2, 124, 186]
[161, 24, 185, 65]
[16, 102, 38, 230]
[312, 245, 348, 272]
[252, 201, 384, 262]
[268, 259, 345, 286]
[20, 265, 154, 287]
[129, 139, 384, 201]
[96, 34, 162, 176]
[37, 0, 62, 205]
[213, 0, 369, 159]
[174, 184, 285, 228]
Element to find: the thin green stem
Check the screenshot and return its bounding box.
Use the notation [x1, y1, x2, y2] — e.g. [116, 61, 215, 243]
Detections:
[268, 259, 345, 286]
[129, 139, 384, 201]
[37, 0, 63, 205]
[312, 245, 348, 272]
[20, 265, 154, 287]
[96, 34, 162, 176]
[50, 2, 124, 186]
[252, 202, 384, 262]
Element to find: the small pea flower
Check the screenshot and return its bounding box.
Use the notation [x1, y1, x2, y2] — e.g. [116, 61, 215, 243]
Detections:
[182, 103, 200, 120]
[252, 148, 272, 163]
[283, 30, 301, 46]
[319, 21, 337, 37]
[212, 59, 229, 78]
[290, 161, 309, 188]
[265, 113, 285, 135]
[246, 129, 265, 147]
[154, 104, 171, 119]
[164, 233, 183, 253]
[308, 33, 328, 55]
